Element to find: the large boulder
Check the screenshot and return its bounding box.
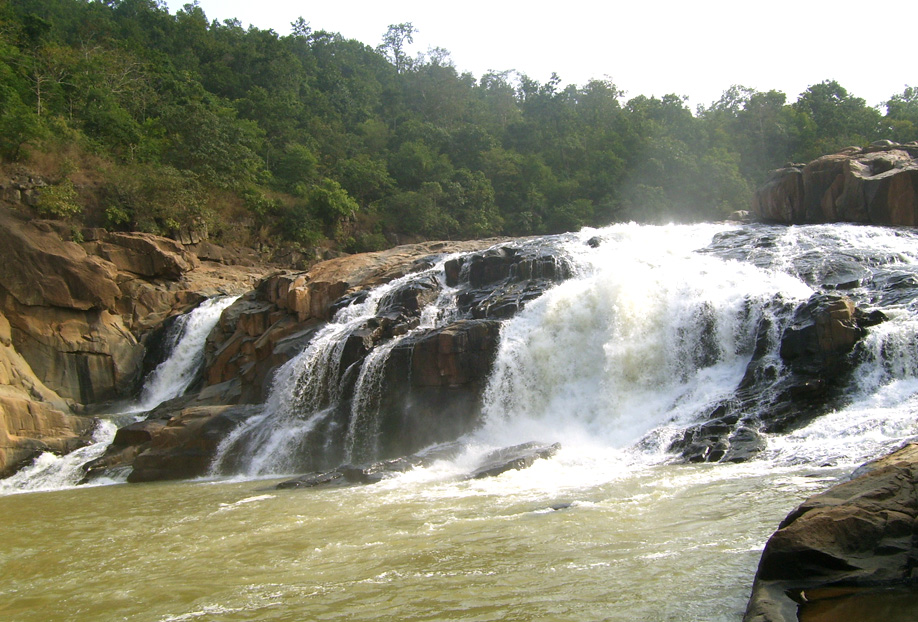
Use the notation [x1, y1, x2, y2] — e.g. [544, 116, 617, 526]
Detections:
[744, 443, 918, 622]
[0, 311, 95, 477]
[82, 231, 199, 279]
[0, 209, 120, 311]
[752, 143, 918, 226]
[126, 404, 262, 483]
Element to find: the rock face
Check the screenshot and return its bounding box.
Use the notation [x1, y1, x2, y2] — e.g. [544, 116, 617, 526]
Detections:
[744, 443, 918, 622]
[671, 293, 884, 463]
[102, 237, 576, 482]
[0, 311, 95, 477]
[0, 204, 269, 475]
[752, 142, 918, 225]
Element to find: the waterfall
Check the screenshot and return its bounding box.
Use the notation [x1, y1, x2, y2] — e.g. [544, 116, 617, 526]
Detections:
[474, 224, 814, 450]
[211, 256, 469, 476]
[213, 222, 918, 482]
[128, 295, 241, 413]
[0, 295, 239, 494]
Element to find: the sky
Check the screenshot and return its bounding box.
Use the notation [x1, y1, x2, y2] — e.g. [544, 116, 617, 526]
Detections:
[165, 0, 916, 111]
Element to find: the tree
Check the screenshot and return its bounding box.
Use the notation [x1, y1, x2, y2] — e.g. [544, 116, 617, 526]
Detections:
[793, 80, 882, 159]
[377, 22, 416, 74]
[884, 86, 918, 143]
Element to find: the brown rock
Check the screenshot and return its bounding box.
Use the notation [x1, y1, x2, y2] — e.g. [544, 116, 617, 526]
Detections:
[0, 209, 120, 311]
[752, 144, 918, 226]
[744, 443, 918, 622]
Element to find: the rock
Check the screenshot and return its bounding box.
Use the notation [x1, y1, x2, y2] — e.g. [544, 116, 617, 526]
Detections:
[0, 208, 120, 311]
[752, 144, 918, 226]
[126, 404, 262, 483]
[752, 167, 805, 223]
[0, 309, 96, 476]
[743, 443, 918, 622]
[672, 294, 882, 462]
[274, 441, 560, 490]
[470, 442, 561, 479]
[82, 231, 199, 279]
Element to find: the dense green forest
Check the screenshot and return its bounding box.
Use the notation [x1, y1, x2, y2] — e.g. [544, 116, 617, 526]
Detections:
[2, 0, 917, 256]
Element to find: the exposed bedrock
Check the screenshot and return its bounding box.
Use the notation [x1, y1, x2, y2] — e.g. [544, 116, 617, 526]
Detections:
[752, 141, 918, 225]
[0, 205, 267, 475]
[110, 239, 578, 481]
[744, 443, 918, 622]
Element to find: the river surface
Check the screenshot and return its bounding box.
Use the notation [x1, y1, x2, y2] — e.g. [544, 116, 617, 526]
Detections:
[3, 222, 918, 621]
[0, 458, 844, 622]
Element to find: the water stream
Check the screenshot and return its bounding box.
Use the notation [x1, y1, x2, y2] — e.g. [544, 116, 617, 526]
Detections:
[0, 295, 239, 495]
[3, 223, 918, 620]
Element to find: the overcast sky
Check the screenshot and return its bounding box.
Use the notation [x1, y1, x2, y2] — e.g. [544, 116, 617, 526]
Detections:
[165, 0, 915, 111]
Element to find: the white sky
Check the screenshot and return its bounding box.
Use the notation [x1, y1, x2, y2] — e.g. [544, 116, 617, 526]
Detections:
[165, 0, 916, 111]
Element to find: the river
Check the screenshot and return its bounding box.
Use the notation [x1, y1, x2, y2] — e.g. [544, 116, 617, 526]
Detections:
[3, 222, 918, 621]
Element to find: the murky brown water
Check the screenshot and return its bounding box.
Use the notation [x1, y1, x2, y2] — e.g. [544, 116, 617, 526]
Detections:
[0, 459, 841, 622]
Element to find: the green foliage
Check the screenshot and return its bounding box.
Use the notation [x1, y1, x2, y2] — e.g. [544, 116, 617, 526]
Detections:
[0, 0, 908, 251]
[35, 178, 81, 218]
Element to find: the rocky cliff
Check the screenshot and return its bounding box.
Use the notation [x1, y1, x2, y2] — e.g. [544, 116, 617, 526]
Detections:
[97, 238, 579, 483]
[752, 141, 918, 225]
[0, 206, 268, 476]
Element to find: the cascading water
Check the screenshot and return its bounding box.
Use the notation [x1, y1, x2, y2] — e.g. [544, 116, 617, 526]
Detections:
[8, 223, 918, 622]
[128, 295, 241, 413]
[0, 295, 239, 494]
[212, 222, 918, 482]
[212, 258, 471, 476]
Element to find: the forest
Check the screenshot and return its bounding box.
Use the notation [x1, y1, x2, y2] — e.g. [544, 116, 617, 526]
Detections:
[2, 0, 917, 257]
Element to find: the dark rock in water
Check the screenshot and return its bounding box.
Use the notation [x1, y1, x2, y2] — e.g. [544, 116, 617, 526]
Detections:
[275, 441, 561, 490]
[744, 443, 918, 622]
[276, 470, 347, 489]
[672, 293, 885, 463]
[470, 442, 562, 479]
[120, 405, 261, 483]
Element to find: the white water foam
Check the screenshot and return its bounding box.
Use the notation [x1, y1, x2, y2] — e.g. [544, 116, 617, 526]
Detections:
[0, 420, 119, 495]
[474, 223, 812, 450]
[129, 295, 241, 413]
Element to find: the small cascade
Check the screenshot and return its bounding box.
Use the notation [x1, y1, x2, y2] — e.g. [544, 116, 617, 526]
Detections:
[0, 295, 239, 494]
[128, 295, 241, 413]
[211, 255, 476, 476]
[0, 420, 119, 495]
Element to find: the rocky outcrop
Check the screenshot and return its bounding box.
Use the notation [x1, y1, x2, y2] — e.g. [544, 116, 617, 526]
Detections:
[125, 404, 262, 483]
[0, 207, 266, 407]
[671, 293, 885, 463]
[0, 311, 94, 477]
[752, 142, 918, 225]
[203, 240, 503, 403]
[744, 443, 918, 622]
[101, 237, 579, 482]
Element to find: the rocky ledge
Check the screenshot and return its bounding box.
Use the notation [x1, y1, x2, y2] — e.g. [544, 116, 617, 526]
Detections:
[744, 443, 918, 622]
[752, 141, 918, 226]
[0, 205, 270, 476]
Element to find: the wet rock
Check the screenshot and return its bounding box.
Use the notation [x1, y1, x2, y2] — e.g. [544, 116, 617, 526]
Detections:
[744, 443, 918, 622]
[126, 404, 262, 483]
[470, 442, 562, 479]
[275, 441, 560, 490]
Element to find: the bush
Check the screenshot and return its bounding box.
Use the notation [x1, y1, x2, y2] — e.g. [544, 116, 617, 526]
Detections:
[36, 179, 82, 218]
